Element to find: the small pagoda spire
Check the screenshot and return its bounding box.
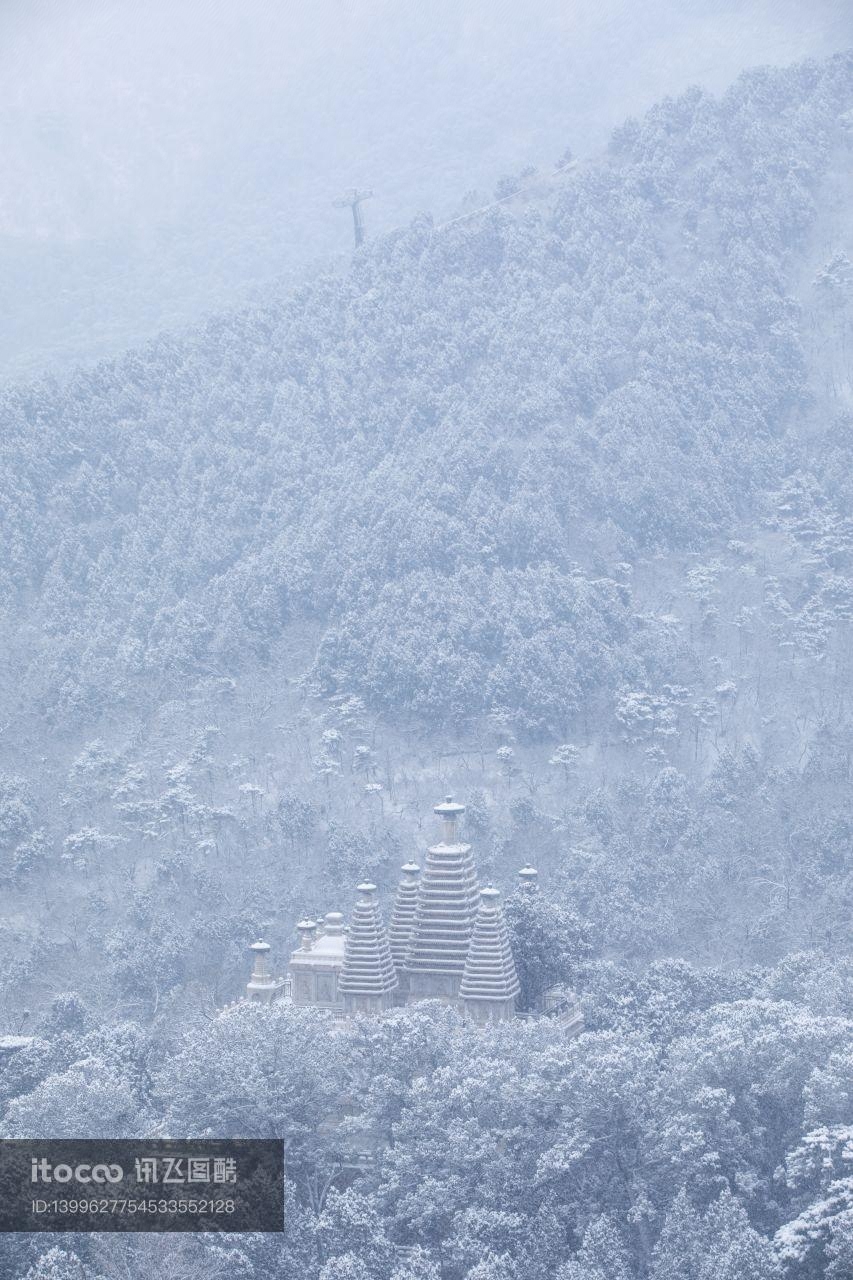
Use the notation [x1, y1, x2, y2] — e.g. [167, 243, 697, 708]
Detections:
[339, 883, 398, 1015]
[434, 794, 465, 844]
[246, 940, 285, 1004]
[518, 864, 539, 890]
[460, 887, 520, 1024]
[296, 919, 318, 950]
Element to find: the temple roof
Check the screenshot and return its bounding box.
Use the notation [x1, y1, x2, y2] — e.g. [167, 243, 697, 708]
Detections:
[289, 912, 347, 971]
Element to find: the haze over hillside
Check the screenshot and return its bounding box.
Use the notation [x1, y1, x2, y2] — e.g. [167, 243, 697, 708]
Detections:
[1, 26, 853, 1280]
[3, 53, 852, 736]
[1, 52, 851, 968]
[1, 0, 851, 377]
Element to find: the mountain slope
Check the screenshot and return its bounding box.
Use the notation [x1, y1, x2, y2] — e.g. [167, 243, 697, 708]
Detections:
[2, 55, 851, 741]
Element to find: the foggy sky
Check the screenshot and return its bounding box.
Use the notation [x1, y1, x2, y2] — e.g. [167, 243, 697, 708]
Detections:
[1, 0, 851, 374]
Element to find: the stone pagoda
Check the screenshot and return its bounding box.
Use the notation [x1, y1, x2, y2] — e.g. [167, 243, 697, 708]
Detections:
[388, 861, 420, 1000]
[337, 883, 398, 1016]
[403, 797, 481, 1003]
[246, 940, 287, 1003]
[459, 886, 521, 1024]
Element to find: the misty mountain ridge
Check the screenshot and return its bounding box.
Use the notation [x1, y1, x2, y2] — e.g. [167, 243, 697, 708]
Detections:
[2, 53, 851, 746]
[2, 0, 848, 379]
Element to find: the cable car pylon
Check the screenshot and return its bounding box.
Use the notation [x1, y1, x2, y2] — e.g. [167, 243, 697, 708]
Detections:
[333, 188, 374, 249]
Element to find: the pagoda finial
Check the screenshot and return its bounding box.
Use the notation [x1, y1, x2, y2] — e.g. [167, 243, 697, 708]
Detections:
[249, 940, 270, 976]
[434, 794, 465, 844]
[296, 919, 318, 951]
[246, 940, 284, 1003]
[518, 865, 539, 890]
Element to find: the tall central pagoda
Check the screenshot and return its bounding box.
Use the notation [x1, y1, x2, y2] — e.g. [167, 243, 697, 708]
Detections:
[403, 796, 481, 1003]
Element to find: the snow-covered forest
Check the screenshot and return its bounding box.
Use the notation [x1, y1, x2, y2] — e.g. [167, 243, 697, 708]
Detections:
[0, 15, 852, 1280]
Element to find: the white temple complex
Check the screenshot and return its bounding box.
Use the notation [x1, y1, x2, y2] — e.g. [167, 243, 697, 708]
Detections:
[246, 794, 581, 1031]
